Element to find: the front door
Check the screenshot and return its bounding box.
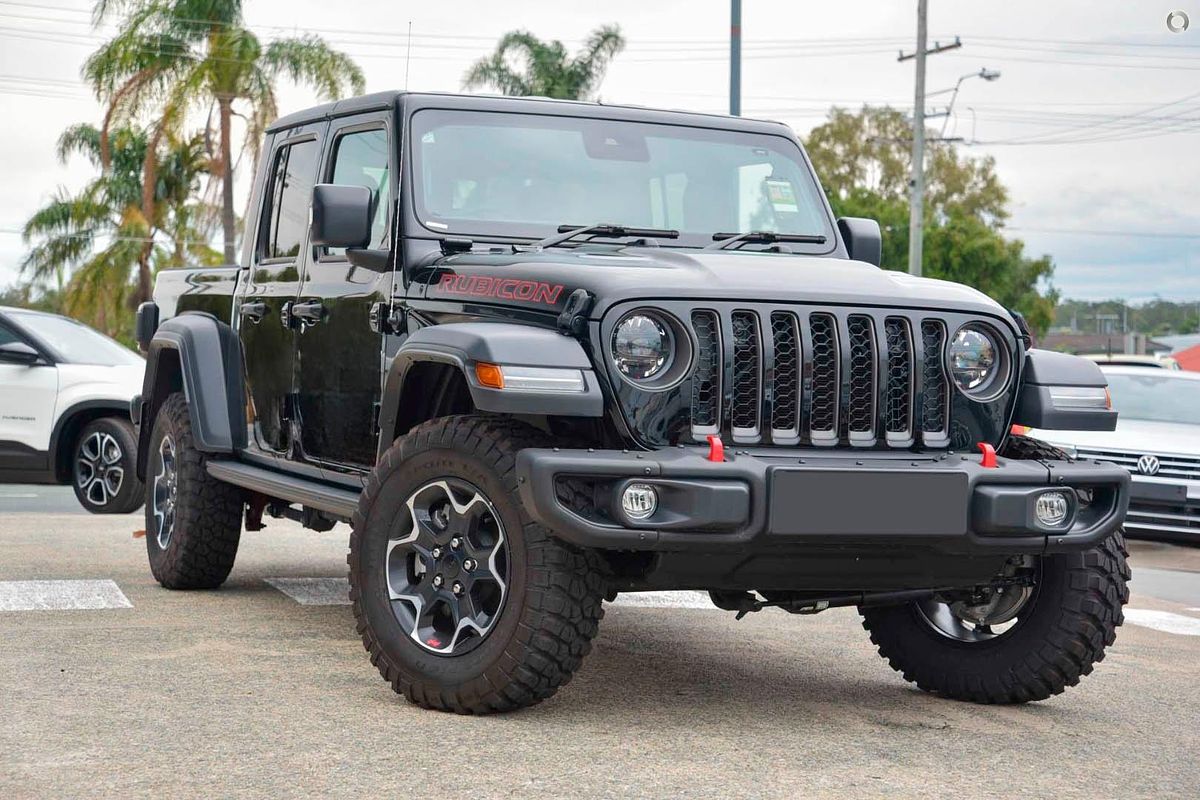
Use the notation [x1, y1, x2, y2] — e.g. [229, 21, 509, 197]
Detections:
[294, 116, 395, 470]
[0, 320, 57, 472]
[237, 124, 324, 456]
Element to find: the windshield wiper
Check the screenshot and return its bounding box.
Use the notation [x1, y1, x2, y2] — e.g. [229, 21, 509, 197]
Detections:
[524, 223, 680, 251]
[705, 230, 828, 251]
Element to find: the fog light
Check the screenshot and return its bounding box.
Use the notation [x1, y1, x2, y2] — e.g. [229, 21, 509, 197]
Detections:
[621, 483, 658, 521]
[1035, 491, 1070, 527]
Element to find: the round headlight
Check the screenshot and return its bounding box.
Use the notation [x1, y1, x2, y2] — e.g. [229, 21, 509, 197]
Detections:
[612, 313, 672, 381]
[947, 324, 1009, 400]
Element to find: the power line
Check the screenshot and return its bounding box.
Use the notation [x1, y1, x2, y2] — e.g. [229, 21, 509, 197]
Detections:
[1006, 227, 1200, 240]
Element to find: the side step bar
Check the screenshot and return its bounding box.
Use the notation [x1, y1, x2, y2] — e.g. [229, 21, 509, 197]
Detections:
[205, 460, 361, 520]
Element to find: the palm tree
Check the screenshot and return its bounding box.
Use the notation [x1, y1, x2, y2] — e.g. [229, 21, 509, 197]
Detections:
[463, 25, 625, 100]
[84, 0, 365, 264]
[21, 123, 215, 334]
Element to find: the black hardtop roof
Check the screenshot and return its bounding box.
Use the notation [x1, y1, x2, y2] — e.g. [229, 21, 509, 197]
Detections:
[265, 91, 790, 136]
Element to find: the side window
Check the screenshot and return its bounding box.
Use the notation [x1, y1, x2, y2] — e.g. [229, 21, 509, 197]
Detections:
[327, 128, 391, 255]
[0, 322, 20, 347]
[261, 138, 320, 261]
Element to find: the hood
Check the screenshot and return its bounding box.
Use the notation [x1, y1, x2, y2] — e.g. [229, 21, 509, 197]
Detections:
[423, 246, 1011, 322]
[1037, 418, 1200, 458]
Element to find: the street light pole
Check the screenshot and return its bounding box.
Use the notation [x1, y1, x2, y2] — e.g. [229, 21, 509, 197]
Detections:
[730, 0, 741, 116]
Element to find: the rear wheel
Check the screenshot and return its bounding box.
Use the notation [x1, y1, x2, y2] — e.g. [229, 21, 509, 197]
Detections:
[349, 415, 607, 713]
[72, 416, 143, 514]
[144, 392, 243, 589]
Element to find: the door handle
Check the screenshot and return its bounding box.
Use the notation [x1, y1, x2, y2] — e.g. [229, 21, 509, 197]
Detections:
[286, 300, 327, 330]
[239, 300, 268, 323]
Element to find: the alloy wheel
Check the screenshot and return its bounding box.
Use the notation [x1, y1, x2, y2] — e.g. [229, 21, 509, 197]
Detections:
[152, 434, 178, 549]
[75, 431, 125, 507]
[385, 479, 509, 656]
[916, 565, 1037, 644]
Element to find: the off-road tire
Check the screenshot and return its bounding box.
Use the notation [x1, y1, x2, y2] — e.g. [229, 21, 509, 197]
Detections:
[349, 415, 607, 713]
[72, 416, 144, 514]
[145, 392, 243, 589]
[860, 434, 1130, 703]
[1002, 433, 1071, 462]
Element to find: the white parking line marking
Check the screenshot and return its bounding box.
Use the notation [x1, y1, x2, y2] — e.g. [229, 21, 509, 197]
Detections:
[265, 577, 351, 606]
[0, 580, 132, 611]
[0, 493, 39, 499]
[610, 590, 715, 610]
[1124, 609, 1200, 637]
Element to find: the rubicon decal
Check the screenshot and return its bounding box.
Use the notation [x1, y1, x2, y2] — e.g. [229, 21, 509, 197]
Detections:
[434, 274, 565, 305]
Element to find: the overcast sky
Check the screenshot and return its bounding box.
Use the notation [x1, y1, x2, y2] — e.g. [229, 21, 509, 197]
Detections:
[0, 0, 1197, 301]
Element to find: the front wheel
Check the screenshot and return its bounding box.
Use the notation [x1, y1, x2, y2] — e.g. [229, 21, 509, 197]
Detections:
[349, 415, 607, 713]
[144, 392, 243, 589]
[860, 532, 1130, 703]
[72, 416, 144, 514]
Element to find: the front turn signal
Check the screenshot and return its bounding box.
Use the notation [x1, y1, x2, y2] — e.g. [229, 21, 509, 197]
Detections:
[475, 362, 505, 389]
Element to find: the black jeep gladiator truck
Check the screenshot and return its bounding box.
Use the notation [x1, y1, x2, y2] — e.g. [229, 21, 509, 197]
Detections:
[133, 91, 1130, 713]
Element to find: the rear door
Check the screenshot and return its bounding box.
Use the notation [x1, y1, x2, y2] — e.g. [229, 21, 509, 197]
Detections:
[237, 124, 324, 457]
[293, 114, 395, 470]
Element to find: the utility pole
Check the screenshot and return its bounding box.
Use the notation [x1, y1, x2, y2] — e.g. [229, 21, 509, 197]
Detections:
[730, 0, 742, 116]
[898, 2, 961, 276]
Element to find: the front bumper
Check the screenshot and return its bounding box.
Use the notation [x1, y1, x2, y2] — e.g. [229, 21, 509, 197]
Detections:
[516, 447, 1130, 556]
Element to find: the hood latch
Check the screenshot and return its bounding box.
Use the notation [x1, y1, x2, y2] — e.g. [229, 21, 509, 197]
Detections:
[557, 289, 594, 337]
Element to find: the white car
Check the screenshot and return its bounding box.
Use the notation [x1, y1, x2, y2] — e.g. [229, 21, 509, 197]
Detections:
[0, 306, 145, 513]
[1033, 365, 1200, 542]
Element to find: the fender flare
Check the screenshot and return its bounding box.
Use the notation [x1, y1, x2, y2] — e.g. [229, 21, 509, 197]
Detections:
[377, 322, 604, 456]
[1012, 348, 1117, 432]
[135, 312, 245, 478]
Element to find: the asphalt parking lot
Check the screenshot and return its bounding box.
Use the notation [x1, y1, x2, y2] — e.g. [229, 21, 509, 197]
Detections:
[2, 486, 1199, 798]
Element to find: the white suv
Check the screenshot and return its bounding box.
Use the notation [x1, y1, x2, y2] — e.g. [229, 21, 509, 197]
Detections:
[0, 306, 145, 513]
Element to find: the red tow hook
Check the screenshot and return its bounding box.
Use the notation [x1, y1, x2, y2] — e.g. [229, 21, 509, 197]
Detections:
[706, 435, 726, 463]
[977, 442, 998, 468]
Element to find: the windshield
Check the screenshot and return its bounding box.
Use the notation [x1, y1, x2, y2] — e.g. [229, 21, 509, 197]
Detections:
[410, 109, 834, 249]
[1105, 372, 1200, 425]
[11, 311, 143, 366]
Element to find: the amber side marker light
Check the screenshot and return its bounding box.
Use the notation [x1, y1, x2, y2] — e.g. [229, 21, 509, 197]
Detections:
[475, 362, 505, 389]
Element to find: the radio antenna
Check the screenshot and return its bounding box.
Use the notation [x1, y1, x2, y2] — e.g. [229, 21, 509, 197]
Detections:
[404, 21, 413, 89]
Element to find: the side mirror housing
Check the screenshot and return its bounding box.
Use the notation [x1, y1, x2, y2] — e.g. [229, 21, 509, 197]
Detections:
[0, 341, 42, 365]
[311, 184, 372, 249]
[837, 217, 882, 267]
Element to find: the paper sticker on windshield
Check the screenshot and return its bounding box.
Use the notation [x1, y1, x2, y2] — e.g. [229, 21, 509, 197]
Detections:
[765, 180, 800, 213]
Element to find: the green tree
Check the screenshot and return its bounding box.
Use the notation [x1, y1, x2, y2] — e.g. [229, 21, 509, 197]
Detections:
[463, 25, 625, 99]
[805, 106, 1056, 334]
[20, 123, 215, 336]
[84, 0, 365, 264]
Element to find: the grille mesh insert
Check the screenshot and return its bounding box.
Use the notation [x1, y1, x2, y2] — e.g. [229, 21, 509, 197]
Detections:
[846, 315, 876, 434]
[809, 314, 839, 434]
[770, 312, 800, 432]
[730, 312, 761, 431]
[884, 318, 913, 434]
[920, 321, 948, 434]
[690, 310, 721, 430]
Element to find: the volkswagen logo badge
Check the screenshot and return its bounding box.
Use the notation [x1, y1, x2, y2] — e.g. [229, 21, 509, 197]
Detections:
[1137, 454, 1161, 476]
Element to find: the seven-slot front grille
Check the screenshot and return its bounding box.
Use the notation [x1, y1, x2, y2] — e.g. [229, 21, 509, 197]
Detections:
[688, 307, 955, 448]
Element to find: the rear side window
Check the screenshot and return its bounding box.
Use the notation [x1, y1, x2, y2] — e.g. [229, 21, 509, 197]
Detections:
[261, 138, 320, 260]
[327, 128, 391, 255]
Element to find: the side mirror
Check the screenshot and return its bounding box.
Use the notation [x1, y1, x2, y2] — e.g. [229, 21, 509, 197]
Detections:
[837, 217, 882, 267]
[0, 341, 41, 365]
[311, 184, 372, 249]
